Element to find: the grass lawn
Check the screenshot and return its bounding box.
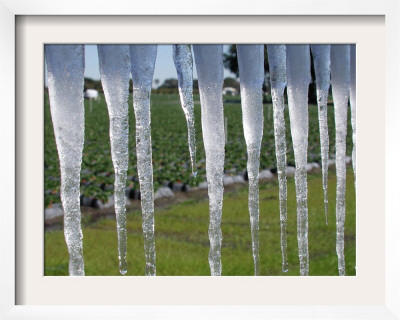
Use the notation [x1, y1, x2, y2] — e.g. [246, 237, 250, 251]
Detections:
[45, 169, 355, 276]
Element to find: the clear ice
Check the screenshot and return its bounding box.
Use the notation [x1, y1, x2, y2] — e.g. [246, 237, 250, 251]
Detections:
[331, 44, 350, 276]
[45, 45, 85, 276]
[286, 45, 311, 276]
[350, 44, 356, 189]
[130, 45, 158, 276]
[237, 44, 264, 276]
[98, 45, 130, 275]
[193, 45, 225, 276]
[311, 45, 331, 224]
[173, 44, 197, 176]
[267, 44, 289, 272]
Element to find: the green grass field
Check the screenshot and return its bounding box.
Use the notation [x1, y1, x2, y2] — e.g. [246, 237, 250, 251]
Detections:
[45, 169, 355, 276]
[44, 92, 355, 276]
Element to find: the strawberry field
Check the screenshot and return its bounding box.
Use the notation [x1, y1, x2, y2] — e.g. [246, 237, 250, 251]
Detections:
[44, 91, 353, 208]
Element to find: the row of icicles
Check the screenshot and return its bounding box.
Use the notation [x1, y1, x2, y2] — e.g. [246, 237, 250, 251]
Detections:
[45, 44, 356, 276]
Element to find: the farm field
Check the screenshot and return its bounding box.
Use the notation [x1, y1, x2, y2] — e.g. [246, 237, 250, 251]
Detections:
[44, 92, 353, 207]
[44, 91, 355, 276]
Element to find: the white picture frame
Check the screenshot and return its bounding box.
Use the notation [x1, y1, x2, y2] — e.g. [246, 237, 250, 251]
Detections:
[1, 1, 399, 319]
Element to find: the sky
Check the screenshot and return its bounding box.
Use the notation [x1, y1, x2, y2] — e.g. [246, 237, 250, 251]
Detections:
[45, 45, 237, 87]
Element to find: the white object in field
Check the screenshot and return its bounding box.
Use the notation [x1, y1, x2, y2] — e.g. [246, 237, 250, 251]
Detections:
[267, 44, 289, 273]
[311, 44, 331, 224]
[331, 44, 350, 276]
[193, 44, 225, 276]
[286, 44, 311, 276]
[173, 44, 197, 177]
[237, 44, 264, 276]
[45, 44, 85, 276]
[222, 87, 238, 96]
[98, 44, 130, 275]
[130, 44, 158, 276]
[84, 89, 99, 100]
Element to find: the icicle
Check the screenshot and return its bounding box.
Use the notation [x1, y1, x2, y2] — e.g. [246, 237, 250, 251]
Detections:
[350, 44, 356, 189]
[267, 44, 289, 272]
[193, 45, 225, 276]
[286, 45, 311, 276]
[331, 45, 350, 276]
[98, 45, 130, 275]
[237, 44, 264, 276]
[311, 45, 331, 224]
[45, 45, 85, 276]
[173, 44, 197, 176]
[129, 45, 157, 276]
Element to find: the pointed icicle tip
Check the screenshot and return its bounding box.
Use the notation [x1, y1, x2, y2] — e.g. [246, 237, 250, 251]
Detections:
[120, 269, 127, 275]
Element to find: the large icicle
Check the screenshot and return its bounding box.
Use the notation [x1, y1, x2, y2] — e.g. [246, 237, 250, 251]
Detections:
[129, 45, 158, 276]
[311, 45, 331, 224]
[349, 44, 356, 189]
[286, 45, 311, 276]
[267, 44, 289, 272]
[45, 45, 85, 276]
[193, 45, 225, 276]
[173, 44, 197, 176]
[98, 45, 130, 275]
[331, 45, 350, 276]
[237, 44, 264, 276]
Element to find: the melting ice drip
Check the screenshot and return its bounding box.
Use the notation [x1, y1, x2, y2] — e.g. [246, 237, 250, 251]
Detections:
[193, 45, 225, 276]
[331, 44, 350, 276]
[286, 45, 311, 276]
[237, 44, 264, 276]
[267, 44, 289, 272]
[45, 45, 86, 276]
[130, 45, 158, 276]
[310, 45, 331, 224]
[173, 44, 197, 176]
[97, 45, 131, 275]
[349, 45, 356, 190]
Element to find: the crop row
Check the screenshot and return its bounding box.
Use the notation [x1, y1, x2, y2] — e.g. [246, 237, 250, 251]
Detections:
[44, 92, 353, 207]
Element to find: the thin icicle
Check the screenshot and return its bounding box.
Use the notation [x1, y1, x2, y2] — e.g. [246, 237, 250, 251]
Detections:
[311, 45, 331, 224]
[350, 44, 356, 190]
[237, 44, 264, 276]
[193, 45, 225, 276]
[286, 44, 311, 276]
[173, 44, 197, 176]
[331, 44, 350, 276]
[267, 44, 289, 272]
[130, 45, 157, 276]
[98, 45, 130, 275]
[45, 45, 85, 276]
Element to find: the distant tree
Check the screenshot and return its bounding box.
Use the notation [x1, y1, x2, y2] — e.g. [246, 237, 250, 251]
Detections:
[223, 45, 270, 79]
[223, 45, 270, 94]
[308, 53, 317, 105]
[154, 79, 160, 88]
[84, 77, 103, 93]
[129, 79, 133, 93]
[159, 78, 179, 89]
[223, 45, 240, 77]
[223, 77, 240, 90]
[223, 45, 318, 104]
